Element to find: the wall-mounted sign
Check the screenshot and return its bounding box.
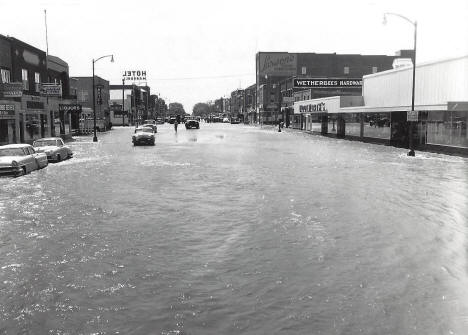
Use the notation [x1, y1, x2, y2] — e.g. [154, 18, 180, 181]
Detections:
[96, 86, 103, 105]
[407, 110, 419, 122]
[111, 104, 122, 112]
[0, 82, 23, 98]
[294, 78, 363, 88]
[122, 70, 147, 82]
[59, 104, 82, 113]
[257, 53, 297, 77]
[26, 101, 44, 110]
[40, 83, 62, 97]
[299, 102, 327, 113]
[0, 104, 15, 119]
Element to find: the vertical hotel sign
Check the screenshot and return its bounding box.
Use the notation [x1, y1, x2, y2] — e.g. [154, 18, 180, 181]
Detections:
[257, 52, 297, 77]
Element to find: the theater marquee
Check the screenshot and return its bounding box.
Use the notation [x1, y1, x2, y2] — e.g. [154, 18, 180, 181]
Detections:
[294, 78, 362, 88]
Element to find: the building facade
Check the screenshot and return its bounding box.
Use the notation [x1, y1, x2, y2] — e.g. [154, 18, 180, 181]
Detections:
[256, 50, 412, 125]
[0, 35, 76, 145]
[293, 55, 468, 155]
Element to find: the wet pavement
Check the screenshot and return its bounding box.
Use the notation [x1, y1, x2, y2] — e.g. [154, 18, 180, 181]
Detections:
[1, 123, 467, 334]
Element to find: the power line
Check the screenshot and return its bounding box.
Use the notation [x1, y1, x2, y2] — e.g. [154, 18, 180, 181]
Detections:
[152, 73, 253, 81]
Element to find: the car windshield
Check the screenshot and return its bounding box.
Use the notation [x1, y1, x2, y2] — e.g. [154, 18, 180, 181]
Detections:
[135, 128, 153, 133]
[0, 148, 26, 156]
[33, 140, 57, 147]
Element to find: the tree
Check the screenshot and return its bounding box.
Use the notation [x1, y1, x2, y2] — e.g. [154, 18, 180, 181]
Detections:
[168, 102, 185, 116]
[192, 102, 210, 117]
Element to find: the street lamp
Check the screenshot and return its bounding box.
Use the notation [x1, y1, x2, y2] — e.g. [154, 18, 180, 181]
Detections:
[92, 54, 114, 142]
[383, 12, 417, 156]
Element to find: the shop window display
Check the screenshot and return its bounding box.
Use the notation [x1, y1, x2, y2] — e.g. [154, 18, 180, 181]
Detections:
[363, 113, 391, 139]
[311, 113, 322, 132]
[343, 113, 361, 137]
[427, 110, 468, 148]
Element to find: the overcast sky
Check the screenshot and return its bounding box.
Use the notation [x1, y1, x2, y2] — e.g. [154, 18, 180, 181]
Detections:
[1, 0, 467, 113]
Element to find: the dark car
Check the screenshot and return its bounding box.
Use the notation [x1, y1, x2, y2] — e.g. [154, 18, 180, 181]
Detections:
[185, 118, 200, 129]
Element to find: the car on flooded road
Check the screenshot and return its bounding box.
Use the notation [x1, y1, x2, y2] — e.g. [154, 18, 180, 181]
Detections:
[0, 144, 48, 177]
[33, 137, 73, 162]
[141, 121, 158, 133]
[185, 117, 200, 129]
[132, 126, 155, 146]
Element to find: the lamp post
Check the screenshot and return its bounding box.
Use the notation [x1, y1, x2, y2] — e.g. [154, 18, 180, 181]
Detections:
[92, 54, 114, 142]
[383, 12, 417, 156]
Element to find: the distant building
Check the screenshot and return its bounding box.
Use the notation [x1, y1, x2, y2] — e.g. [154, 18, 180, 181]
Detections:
[256, 50, 413, 125]
[72, 76, 110, 128]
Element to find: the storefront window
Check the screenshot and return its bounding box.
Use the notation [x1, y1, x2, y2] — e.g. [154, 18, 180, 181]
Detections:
[25, 114, 40, 141]
[363, 113, 391, 139]
[343, 113, 361, 137]
[311, 113, 322, 132]
[427, 110, 468, 148]
[328, 114, 338, 135]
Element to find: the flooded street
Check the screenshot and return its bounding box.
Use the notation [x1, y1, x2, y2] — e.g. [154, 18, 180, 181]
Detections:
[1, 123, 467, 334]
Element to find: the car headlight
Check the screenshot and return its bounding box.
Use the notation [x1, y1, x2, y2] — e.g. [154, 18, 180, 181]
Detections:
[11, 160, 18, 167]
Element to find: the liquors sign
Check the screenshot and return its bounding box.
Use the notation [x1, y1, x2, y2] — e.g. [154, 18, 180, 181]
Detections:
[122, 70, 147, 82]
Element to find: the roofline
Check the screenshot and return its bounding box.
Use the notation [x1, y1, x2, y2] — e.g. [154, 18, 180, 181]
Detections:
[364, 54, 468, 79]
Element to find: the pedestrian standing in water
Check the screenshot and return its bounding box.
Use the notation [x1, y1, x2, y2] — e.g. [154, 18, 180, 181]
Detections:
[174, 120, 178, 132]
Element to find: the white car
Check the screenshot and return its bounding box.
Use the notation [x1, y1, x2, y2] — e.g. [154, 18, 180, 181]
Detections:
[132, 126, 155, 146]
[0, 144, 48, 177]
[223, 118, 230, 123]
[33, 137, 73, 162]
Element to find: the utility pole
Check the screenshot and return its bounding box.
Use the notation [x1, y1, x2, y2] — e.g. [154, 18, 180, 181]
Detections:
[122, 78, 125, 126]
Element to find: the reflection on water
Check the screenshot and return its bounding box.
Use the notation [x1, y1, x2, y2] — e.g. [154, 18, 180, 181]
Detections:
[0, 124, 467, 334]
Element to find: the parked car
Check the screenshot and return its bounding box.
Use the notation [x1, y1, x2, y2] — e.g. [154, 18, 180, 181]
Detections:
[230, 118, 240, 124]
[0, 144, 48, 177]
[141, 122, 158, 133]
[223, 117, 230, 123]
[156, 118, 164, 124]
[185, 118, 200, 129]
[33, 137, 73, 162]
[132, 126, 155, 146]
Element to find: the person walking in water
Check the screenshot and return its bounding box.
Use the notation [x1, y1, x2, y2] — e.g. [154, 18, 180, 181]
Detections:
[174, 120, 178, 132]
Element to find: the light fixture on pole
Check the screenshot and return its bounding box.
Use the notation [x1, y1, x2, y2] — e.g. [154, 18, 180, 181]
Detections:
[92, 54, 114, 142]
[383, 12, 417, 156]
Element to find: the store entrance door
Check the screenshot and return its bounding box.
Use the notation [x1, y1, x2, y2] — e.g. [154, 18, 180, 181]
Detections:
[390, 111, 409, 148]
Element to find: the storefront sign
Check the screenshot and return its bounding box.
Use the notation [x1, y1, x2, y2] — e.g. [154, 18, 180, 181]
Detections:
[111, 104, 123, 112]
[407, 110, 419, 122]
[96, 86, 103, 105]
[0, 82, 23, 98]
[122, 70, 147, 81]
[293, 78, 363, 88]
[26, 101, 44, 110]
[0, 104, 15, 119]
[257, 53, 297, 77]
[299, 102, 327, 113]
[40, 83, 62, 97]
[59, 104, 82, 112]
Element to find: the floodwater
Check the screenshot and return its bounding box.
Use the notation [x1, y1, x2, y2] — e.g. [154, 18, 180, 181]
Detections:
[1, 123, 467, 334]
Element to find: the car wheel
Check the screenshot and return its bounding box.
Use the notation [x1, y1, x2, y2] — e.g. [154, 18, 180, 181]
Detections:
[15, 167, 26, 177]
